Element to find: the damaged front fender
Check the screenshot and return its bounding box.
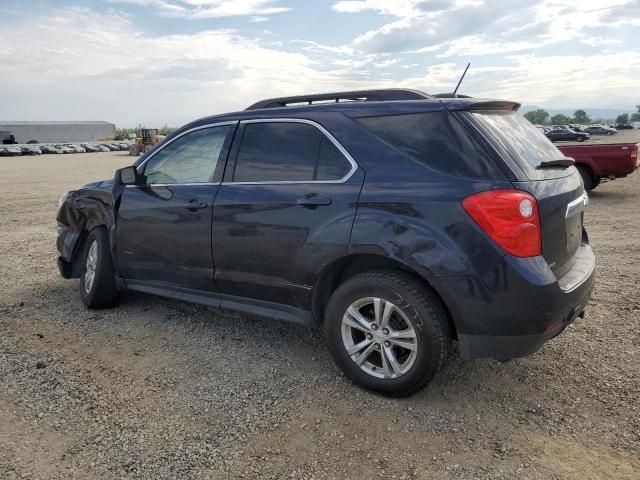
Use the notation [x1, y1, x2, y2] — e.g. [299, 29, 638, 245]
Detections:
[55, 179, 124, 277]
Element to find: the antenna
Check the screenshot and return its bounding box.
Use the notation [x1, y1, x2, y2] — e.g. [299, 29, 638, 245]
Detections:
[452, 62, 470, 97]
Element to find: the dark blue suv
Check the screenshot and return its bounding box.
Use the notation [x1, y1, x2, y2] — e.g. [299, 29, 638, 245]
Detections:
[57, 89, 595, 396]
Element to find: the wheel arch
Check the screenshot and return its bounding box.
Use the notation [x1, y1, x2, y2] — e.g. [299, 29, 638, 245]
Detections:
[59, 194, 117, 276]
[311, 253, 458, 339]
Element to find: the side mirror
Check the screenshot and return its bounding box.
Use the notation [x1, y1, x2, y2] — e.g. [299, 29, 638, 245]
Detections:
[115, 165, 139, 186]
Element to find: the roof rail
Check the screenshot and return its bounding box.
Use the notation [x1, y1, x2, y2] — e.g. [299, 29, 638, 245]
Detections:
[433, 93, 472, 98]
[246, 88, 434, 110]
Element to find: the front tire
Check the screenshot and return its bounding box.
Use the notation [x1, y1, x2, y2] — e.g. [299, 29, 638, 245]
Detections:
[79, 227, 118, 309]
[324, 271, 452, 397]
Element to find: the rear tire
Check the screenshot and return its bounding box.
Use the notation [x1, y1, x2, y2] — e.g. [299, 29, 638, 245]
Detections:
[79, 227, 118, 309]
[576, 136, 584, 142]
[577, 165, 596, 191]
[324, 270, 452, 397]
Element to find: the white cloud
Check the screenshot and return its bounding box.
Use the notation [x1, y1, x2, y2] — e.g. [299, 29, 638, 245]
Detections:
[1, 3, 639, 126]
[401, 52, 640, 105]
[109, 0, 290, 19]
[331, 0, 636, 56]
[0, 7, 352, 125]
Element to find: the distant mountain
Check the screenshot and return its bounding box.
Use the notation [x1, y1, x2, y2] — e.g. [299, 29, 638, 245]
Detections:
[520, 105, 636, 121]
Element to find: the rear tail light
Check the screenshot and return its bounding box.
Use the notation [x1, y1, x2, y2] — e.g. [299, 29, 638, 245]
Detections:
[632, 144, 638, 164]
[462, 189, 541, 257]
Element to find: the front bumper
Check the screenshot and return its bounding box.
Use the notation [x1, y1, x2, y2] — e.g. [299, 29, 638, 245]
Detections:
[57, 256, 73, 279]
[435, 243, 595, 360]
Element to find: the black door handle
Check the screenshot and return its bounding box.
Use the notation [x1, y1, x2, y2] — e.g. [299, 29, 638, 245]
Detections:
[296, 197, 332, 209]
[181, 199, 208, 211]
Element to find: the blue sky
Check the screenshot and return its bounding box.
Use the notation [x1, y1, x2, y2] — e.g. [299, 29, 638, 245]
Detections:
[1, 0, 638, 126]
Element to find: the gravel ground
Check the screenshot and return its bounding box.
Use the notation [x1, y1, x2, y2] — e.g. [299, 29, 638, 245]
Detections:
[1, 148, 639, 480]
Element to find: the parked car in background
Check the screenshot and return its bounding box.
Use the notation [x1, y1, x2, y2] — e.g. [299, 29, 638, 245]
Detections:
[39, 145, 58, 154]
[49, 145, 66, 154]
[94, 145, 111, 152]
[82, 144, 100, 152]
[545, 125, 590, 142]
[21, 146, 42, 155]
[102, 144, 120, 151]
[56, 88, 595, 396]
[2, 146, 23, 156]
[117, 144, 130, 151]
[55, 144, 75, 154]
[0, 147, 11, 156]
[569, 124, 585, 132]
[616, 124, 634, 130]
[584, 125, 617, 136]
[558, 142, 639, 191]
[607, 124, 617, 130]
[66, 144, 87, 153]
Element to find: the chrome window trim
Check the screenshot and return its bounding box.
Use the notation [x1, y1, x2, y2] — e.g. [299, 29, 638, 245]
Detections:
[132, 121, 238, 185]
[125, 182, 221, 188]
[222, 118, 359, 185]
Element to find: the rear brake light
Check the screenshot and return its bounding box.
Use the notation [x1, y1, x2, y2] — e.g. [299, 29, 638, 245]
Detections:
[462, 189, 541, 257]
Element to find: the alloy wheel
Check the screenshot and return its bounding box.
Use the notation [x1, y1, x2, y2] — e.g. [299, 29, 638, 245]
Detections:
[341, 297, 418, 379]
[84, 240, 98, 293]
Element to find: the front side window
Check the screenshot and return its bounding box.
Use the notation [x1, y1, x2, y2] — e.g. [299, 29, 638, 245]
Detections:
[142, 126, 232, 185]
[232, 122, 352, 182]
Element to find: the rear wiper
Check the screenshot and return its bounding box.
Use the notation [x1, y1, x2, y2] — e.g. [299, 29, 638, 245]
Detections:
[536, 158, 575, 169]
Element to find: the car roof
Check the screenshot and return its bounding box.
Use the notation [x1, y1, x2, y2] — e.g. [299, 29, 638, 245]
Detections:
[182, 89, 520, 130]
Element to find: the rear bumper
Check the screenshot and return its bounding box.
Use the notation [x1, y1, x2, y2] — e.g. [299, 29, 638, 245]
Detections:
[435, 243, 595, 360]
[457, 303, 588, 360]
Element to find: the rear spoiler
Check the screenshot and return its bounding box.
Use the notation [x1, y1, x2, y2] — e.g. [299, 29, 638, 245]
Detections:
[465, 100, 521, 112]
[442, 99, 521, 112]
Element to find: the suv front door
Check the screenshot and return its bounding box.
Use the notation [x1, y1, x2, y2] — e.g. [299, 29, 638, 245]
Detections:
[116, 122, 236, 294]
[212, 119, 363, 311]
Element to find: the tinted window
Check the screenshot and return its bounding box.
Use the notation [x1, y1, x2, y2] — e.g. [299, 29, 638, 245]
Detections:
[143, 126, 231, 185]
[471, 111, 565, 179]
[356, 111, 501, 180]
[233, 122, 352, 182]
[315, 137, 352, 181]
[234, 123, 319, 182]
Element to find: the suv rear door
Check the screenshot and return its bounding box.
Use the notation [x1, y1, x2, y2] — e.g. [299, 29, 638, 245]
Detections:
[212, 119, 363, 311]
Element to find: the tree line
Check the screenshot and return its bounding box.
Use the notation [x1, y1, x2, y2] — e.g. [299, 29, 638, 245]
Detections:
[524, 105, 640, 126]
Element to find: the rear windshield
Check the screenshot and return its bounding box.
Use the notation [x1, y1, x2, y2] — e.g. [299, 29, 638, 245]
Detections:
[470, 111, 567, 178]
[355, 111, 504, 180]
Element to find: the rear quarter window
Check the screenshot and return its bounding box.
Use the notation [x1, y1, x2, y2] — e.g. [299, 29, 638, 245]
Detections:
[469, 111, 569, 180]
[355, 111, 504, 180]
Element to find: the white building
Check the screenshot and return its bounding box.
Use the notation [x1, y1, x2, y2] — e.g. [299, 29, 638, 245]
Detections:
[0, 121, 116, 144]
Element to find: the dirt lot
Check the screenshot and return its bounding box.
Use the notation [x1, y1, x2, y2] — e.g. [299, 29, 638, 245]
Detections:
[1, 148, 639, 479]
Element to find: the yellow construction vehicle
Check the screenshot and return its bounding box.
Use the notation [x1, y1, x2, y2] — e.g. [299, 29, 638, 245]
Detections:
[128, 128, 162, 155]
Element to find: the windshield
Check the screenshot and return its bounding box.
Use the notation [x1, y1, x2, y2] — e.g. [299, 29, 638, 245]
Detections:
[470, 111, 569, 179]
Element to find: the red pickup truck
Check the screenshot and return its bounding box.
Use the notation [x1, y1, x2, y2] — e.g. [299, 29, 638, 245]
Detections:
[558, 143, 640, 191]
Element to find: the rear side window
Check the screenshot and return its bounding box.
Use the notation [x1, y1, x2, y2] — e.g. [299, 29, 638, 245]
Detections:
[233, 122, 352, 182]
[316, 138, 351, 180]
[470, 111, 566, 179]
[356, 111, 502, 180]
